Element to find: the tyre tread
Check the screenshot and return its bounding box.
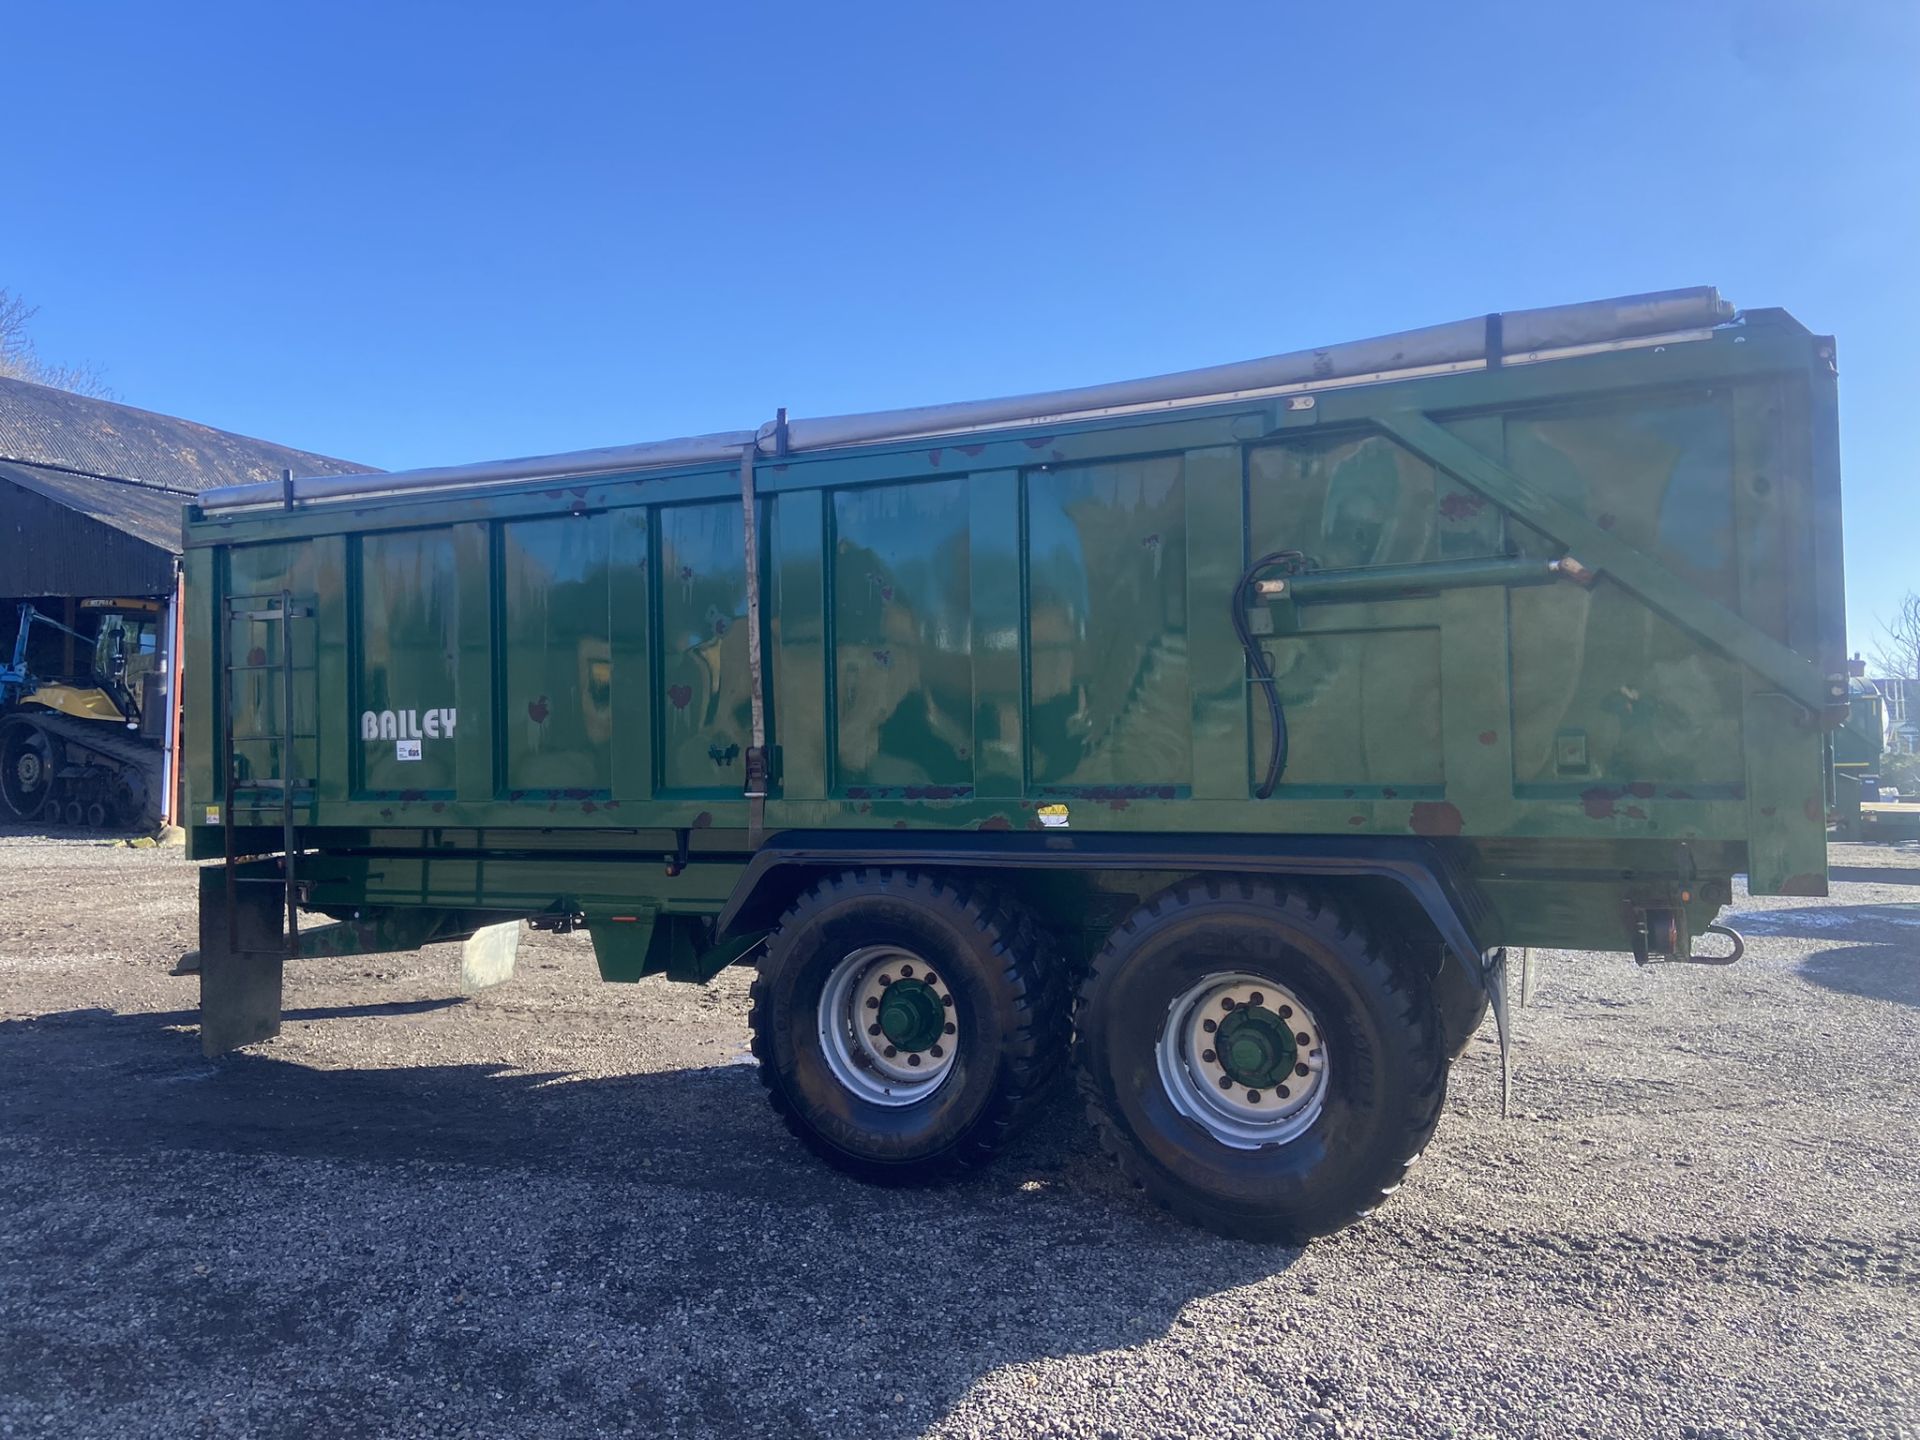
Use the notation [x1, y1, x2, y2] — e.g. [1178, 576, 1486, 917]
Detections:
[1074, 878, 1448, 1241]
[749, 868, 1068, 1183]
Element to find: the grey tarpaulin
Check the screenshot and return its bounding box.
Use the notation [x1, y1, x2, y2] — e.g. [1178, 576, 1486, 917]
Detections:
[199, 287, 1732, 512]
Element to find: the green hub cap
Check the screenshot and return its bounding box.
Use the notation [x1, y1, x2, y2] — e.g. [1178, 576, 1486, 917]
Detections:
[1215, 1006, 1298, 1089]
[877, 978, 945, 1052]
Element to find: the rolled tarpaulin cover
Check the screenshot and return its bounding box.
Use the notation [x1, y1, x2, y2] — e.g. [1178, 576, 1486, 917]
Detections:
[198, 287, 1730, 510]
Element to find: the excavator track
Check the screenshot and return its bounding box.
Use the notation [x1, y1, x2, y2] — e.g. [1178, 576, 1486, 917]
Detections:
[0, 709, 163, 826]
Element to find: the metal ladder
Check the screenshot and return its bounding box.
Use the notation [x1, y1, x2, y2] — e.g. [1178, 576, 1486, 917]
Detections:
[221, 590, 316, 957]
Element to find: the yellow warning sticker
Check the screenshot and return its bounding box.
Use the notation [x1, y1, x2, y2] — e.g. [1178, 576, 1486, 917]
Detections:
[1037, 803, 1070, 829]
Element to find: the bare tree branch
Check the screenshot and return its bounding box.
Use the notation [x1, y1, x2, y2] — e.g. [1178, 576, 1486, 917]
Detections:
[0, 287, 113, 398]
[1869, 591, 1920, 681]
[0, 289, 39, 376]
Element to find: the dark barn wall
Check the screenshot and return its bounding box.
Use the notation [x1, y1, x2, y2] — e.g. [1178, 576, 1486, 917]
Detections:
[0, 478, 176, 597]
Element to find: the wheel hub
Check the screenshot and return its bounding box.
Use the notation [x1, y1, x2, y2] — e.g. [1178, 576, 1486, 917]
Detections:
[1156, 974, 1328, 1149]
[15, 751, 42, 788]
[817, 946, 960, 1107]
[877, 978, 945, 1052]
[1216, 1006, 1297, 1089]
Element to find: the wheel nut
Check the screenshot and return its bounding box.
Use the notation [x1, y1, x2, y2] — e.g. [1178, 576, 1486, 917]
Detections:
[1295, 1062, 1309, 1077]
[929, 1044, 943, 1058]
[1278, 1084, 1291, 1098]
[942, 995, 954, 1008]
[901, 964, 914, 977]
[1202, 1019, 1217, 1034]
[924, 972, 939, 987]
[879, 975, 892, 987]
[1279, 1005, 1293, 1019]
[1296, 1032, 1310, 1045]
[1220, 998, 1234, 1012]
[1247, 1090, 1262, 1103]
[1217, 1076, 1233, 1090]
[908, 1053, 922, 1067]
[868, 1024, 881, 1036]
[884, 1045, 898, 1058]
[866, 997, 880, 1010]
[1249, 992, 1264, 1006]
[944, 1022, 956, 1035]
[1202, 1049, 1217, 1063]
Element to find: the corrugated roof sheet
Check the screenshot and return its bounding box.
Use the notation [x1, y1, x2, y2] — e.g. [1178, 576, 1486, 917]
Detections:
[0, 373, 372, 505]
[0, 458, 200, 552]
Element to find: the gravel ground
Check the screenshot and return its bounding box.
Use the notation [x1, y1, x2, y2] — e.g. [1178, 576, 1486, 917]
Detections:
[0, 829, 1916, 1439]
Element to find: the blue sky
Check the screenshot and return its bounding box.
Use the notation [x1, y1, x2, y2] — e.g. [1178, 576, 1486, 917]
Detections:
[5, 1, 1916, 648]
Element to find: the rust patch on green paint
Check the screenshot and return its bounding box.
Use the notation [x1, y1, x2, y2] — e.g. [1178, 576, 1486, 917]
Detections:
[1582, 782, 1657, 819]
[1409, 801, 1463, 836]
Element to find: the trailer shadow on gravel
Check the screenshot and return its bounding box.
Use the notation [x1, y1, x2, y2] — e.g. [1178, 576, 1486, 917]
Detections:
[1795, 943, 1920, 1008]
[1726, 902, 1920, 1008]
[0, 1002, 1297, 1437]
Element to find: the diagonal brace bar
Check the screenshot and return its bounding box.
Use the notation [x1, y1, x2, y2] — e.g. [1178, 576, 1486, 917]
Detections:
[1376, 411, 1839, 719]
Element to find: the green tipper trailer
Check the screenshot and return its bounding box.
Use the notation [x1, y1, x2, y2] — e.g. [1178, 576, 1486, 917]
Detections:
[183, 288, 1845, 1240]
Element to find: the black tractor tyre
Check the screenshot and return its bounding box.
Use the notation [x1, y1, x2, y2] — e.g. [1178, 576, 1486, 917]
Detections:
[1075, 877, 1448, 1243]
[1433, 957, 1492, 1059]
[749, 869, 1068, 1184]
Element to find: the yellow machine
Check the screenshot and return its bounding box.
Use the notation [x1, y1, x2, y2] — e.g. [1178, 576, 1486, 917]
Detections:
[0, 598, 165, 826]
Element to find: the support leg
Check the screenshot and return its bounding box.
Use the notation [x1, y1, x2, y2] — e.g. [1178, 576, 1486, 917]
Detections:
[199, 866, 284, 1057]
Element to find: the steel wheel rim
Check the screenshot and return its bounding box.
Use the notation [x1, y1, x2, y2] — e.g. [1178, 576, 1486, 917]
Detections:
[817, 945, 960, 1107]
[1155, 972, 1328, 1149]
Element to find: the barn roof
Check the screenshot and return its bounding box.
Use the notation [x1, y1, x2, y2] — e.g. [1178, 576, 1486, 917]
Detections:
[0, 458, 197, 553]
[0, 375, 372, 555]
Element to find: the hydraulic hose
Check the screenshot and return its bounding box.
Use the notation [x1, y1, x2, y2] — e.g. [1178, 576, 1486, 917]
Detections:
[1231, 550, 1307, 799]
